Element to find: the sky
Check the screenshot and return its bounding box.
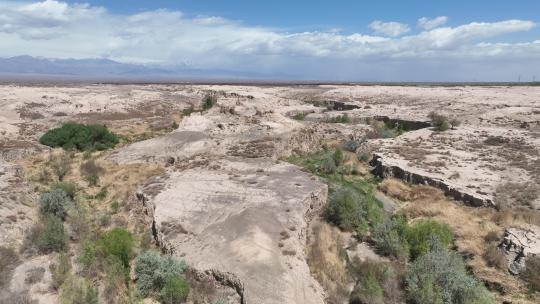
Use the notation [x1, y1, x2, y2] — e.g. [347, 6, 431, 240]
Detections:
[0, 0, 539, 81]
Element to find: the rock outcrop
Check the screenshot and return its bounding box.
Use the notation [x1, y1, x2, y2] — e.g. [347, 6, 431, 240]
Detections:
[136, 158, 328, 304]
[499, 225, 540, 275]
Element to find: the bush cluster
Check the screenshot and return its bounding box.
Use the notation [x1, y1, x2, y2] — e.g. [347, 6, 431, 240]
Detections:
[367, 120, 402, 139]
[406, 240, 494, 304]
[202, 94, 217, 111]
[372, 215, 410, 261]
[327, 114, 351, 123]
[326, 187, 383, 237]
[292, 112, 306, 121]
[99, 228, 134, 268]
[135, 251, 189, 302]
[405, 219, 453, 259]
[428, 112, 450, 131]
[60, 275, 99, 304]
[39, 188, 73, 220]
[349, 259, 403, 304]
[40, 122, 119, 151]
[51, 182, 77, 200]
[342, 139, 362, 153]
[38, 215, 68, 253]
[373, 217, 453, 261]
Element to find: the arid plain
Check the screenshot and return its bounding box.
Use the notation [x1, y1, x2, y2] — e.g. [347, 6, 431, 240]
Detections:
[1, 84, 539, 304]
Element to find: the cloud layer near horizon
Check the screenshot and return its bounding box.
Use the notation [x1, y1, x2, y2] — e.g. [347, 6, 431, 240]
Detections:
[0, 0, 539, 80]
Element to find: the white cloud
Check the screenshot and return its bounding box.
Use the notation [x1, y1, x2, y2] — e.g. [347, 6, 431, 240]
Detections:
[369, 20, 410, 37]
[0, 1, 538, 80]
[418, 16, 448, 30]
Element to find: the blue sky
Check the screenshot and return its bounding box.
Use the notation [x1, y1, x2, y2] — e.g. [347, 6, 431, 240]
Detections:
[1, 0, 539, 81]
[67, 1, 540, 32]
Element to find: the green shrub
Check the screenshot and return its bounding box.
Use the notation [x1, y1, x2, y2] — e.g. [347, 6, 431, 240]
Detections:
[350, 273, 384, 304]
[202, 94, 217, 110]
[110, 201, 120, 214]
[406, 241, 494, 304]
[343, 140, 361, 152]
[326, 187, 384, 237]
[372, 215, 410, 260]
[40, 122, 119, 151]
[326, 187, 366, 232]
[161, 276, 190, 304]
[38, 215, 67, 253]
[333, 148, 344, 166]
[327, 114, 351, 123]
[182, 106, 195, 116]
[405, 219, 453, 259]
[50, 252, 72, 290]
[67, 204, 91, 242]
[358, 153, 370, 162]
[135, 251, 188, 298]
[82, 150, 92, 160]
[78, 240, 97, 273]
[39, 189, 73, 219]
[60, 276, 98, 304]
[99, 228, 134, 268]
[428, 112, 450, 132]
[86, 174, 99, 187]
[292, 112, 306, 120]
[320, 155, 337, 174]
[367, 121, 401, 139]
[99, 213, 111, 227]
[349, 259, 403, 304]
[51, 182, 77, 200]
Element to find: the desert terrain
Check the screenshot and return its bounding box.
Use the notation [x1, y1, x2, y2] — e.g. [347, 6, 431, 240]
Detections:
[1, 83, 539, 304]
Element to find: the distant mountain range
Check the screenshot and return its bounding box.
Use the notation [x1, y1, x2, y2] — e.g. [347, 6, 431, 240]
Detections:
[0, 56, 277, 81]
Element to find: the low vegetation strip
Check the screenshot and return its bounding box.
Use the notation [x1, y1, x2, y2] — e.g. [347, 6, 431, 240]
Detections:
[287, 147, 494, 304]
